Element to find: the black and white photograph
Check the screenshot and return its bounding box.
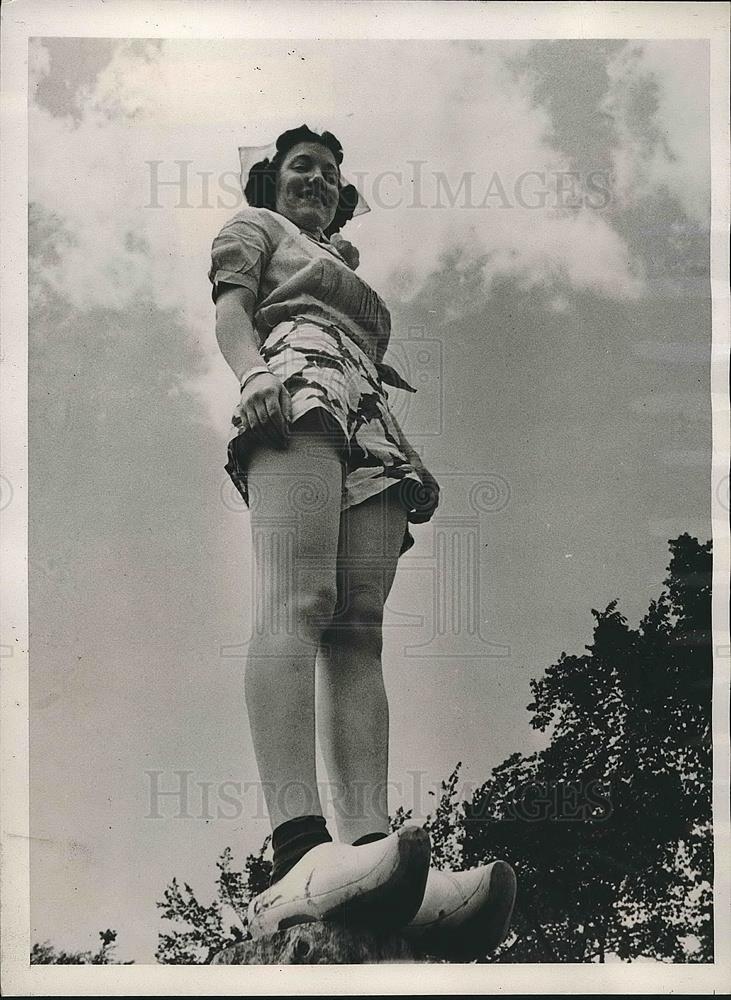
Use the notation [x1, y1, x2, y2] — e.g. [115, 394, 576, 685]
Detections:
[1, 1, 729, 994]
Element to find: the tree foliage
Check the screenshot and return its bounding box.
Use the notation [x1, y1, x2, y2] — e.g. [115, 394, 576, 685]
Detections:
[30, 929, 132, 965]
[40, 533, 708, 964]
[463, 533, 713, 962]
[155, 841, 271, 963]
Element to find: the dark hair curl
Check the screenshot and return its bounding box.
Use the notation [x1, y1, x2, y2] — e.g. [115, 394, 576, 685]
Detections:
[243, 124, 359, 237]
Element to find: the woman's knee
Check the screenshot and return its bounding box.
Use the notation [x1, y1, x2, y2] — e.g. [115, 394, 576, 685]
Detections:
[254, 579, 338, 646]
[296, 583, 338, 642]
[328, 583, 385, 652]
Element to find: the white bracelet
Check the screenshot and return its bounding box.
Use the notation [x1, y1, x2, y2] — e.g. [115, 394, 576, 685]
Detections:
[239, 365, 272, 393]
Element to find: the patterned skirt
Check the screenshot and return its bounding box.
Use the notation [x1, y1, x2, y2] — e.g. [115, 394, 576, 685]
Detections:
[225, 318, 427, 556]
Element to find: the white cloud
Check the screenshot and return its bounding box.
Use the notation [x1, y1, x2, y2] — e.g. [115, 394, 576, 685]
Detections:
[30, 38, 648, 435]
[602, 41, 710, 225]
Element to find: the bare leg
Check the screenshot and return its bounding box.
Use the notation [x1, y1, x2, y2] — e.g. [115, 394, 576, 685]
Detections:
[244, 413, 343, 831]
[317, 485, 407, 843]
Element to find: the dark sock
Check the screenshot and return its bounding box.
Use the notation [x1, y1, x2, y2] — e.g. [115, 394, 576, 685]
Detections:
[270, 814, 333, 886]
[352, 831, 389, 846]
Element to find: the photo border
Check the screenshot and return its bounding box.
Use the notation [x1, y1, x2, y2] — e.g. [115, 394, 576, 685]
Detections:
[1, 1, 729, 994]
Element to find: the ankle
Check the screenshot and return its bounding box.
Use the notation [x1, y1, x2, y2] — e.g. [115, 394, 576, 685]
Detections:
[352, 831, 389, 846]
[269, 814, 333, 885]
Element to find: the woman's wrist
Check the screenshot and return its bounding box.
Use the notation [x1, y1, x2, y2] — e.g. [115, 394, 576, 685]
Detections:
[239, 364, 272, 392]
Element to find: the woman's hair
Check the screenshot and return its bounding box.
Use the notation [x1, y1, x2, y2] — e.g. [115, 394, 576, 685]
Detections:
[244, 124, 359, 237]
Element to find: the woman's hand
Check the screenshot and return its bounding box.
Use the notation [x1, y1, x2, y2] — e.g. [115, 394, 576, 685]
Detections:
[389, 412, 440, 523]
[407, 458, 440, 524]
[232, 372, 293, 449]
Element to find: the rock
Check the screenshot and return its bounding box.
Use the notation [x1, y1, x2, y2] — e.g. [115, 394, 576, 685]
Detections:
[212, 922, 429, 965]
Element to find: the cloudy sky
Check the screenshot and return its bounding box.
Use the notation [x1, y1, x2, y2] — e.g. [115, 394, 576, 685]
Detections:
[28, 36, 711, 963]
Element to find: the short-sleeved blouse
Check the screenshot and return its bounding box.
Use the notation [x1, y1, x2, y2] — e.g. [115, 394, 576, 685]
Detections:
[208, 207, 415, 392]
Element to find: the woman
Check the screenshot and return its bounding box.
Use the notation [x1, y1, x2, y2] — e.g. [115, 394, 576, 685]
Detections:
[210, 124, 515, 952]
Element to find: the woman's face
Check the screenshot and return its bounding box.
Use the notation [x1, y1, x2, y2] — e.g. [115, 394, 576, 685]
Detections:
[274, 141, 340, 234]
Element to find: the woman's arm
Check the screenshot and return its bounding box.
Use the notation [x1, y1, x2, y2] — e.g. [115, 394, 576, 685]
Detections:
[215, 284, 292, 448]
[215, 284, 266, 382]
